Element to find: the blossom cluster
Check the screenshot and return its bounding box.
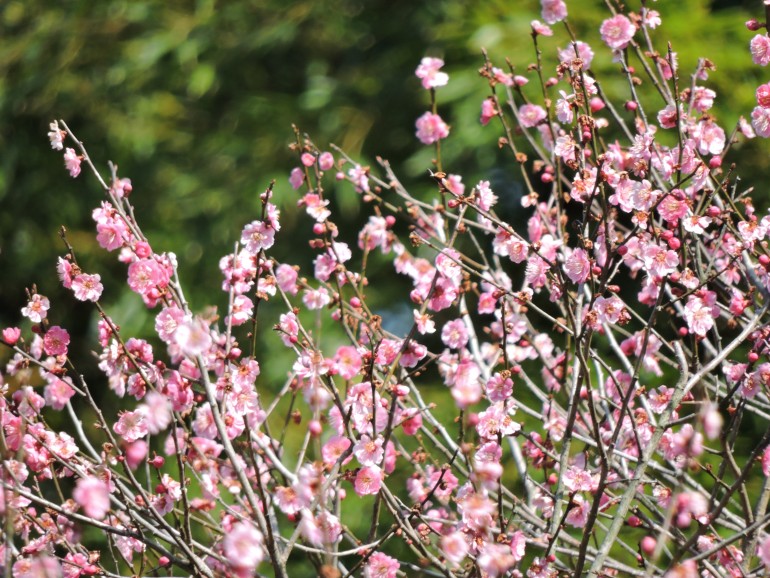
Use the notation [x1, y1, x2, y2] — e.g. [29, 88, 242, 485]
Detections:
[6, 2, 770, 578]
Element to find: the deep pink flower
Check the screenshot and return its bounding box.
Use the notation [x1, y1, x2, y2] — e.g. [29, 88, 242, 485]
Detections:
[43, 326, 70, 357]
[2, 327, 20, 345]
[600, 14, 635, 51]
[415, 112, 450, 145]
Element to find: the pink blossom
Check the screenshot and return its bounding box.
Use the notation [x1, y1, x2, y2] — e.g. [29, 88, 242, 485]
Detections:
[531, 20, 553, 36]
[441, 319, 468, 350]
[127, 258, 170, 297]
[480, 97, 498, 126]
[348, 164, 370, 193]
[518, 104, 547, 128]
[600, 14, 635, 51]
[441, 531, 470, 566]
[224, 522, 264, 572]
[73, 476, 111, 520]
[173, 317, 212, 357]
[43, 325, 70, 357]
[322, 435, 352, 466]
[415, 57, 448, 90]
[564, 248, 591, 284]
[241, 220, 276, 254]
[21, 294, 50, 323]
[415, 112, 450, 145]
[364, 552, 399, 578]
[558, 41, 594, 69]
[289, 166, 304, 189]
[354, 465, 382, 496]
[478, 543, 515, 577]
[63, 147, 82, 177]
[563, 466, 594, 492]
[752, 105, 770, 137]
[114, 410, 148, 443]
[565, 494, 590, 527]
[71, 273, 103, 302]
[318, 151, 334, 170]
[48, 120, 65, 150]
[353, 435, 384, 466]
[510, 530, 527, 562]
[540, 0, 567, 25]
[44, 377, 75, 410]
[751, 34, 770, 66]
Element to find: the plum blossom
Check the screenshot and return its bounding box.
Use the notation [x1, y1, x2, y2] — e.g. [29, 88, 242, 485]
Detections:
[415, 112, 450, 145]
[63, 147, 82, 177]
[540, 0, 567, 25]
[223, 522, 264, 573]
[518, 104, 547, 128]
[600, 14, 635, 51]
[21, 294, 50, 323]
[71, 273, 103, 302]
[751, 34, 770, 66]
[48, 120, 65, 150]
[73, 476, 111, 520]
[43, 326, 69, 357]
[355, 465, 383, 496]
[364, 552, 399, 578]
[415, 57, 448, 89]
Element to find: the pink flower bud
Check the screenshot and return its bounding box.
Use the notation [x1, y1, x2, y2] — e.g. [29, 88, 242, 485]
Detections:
[134, 241, 152, 259]
[709, 156, 722, 169]
[641, 536, 656, 555]
[158, 556, 171, 568]
[301, 152, 316, 167]
[625, 101, 638, 111]
[589, 97, 605, 112]
[746, 18, 765, 31]
[2, 327, 20, 345]
[707, 206, 721, 218]
[308, 420, 322, 437]
[678, 327, 688, 337]
[627, 515, 642, 527]
[749, 351, 760, 363]
[350, 297, 362, 308]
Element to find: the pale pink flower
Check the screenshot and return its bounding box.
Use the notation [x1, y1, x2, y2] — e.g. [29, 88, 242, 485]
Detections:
[73, 476, 111, 520]
[510, 530, 527, 562]
[564, 248, 591, 284]
[415, 57, 448, 90]
[558, 41, 594, 69]
[531, 20, 553, 36]
[563, 466, 594, 492]
[478, 543, 515, 578]
[441, 531, 470, 566]
[600, 14, 635, 51]
[71, 273, 103, 302]
[683, 295, 716, 337]
[441, 319, 468, 350]
[415, 112, 450, 145]
[48, 120, 65, 150]
[740, 115, 756, 138]
[241, 220, 275, 254]
[353, 435, 384, 467]
[289, 166, 304, 189]
[348, 164, 370, 193]
[21, 294, 50, 323]
[414, 310, 436, 334]
[642, 9, 662, 29]
[173, 317, 212, 358]
[318, 151, 334, 170]
[63, 147, 82, 177]
[758, 535, 770, 566]
[224, 522, 264, 572]
[322, 435, 352, 466]
[752, 105, 770, 137]
[2, 326, 21, 345]
[364, 552, 399, 578]
[540, 0, 567, 25]
[751, 34, 770, 66]
[354, 465, 382, 496]
[565, 494, 590, 527]
[518, 104, 547, 128]
[114, 410, 148, 442]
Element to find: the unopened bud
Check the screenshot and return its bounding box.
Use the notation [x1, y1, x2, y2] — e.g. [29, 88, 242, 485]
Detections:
[625, 101, 638, 111]
[746, 18, 765, 31]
